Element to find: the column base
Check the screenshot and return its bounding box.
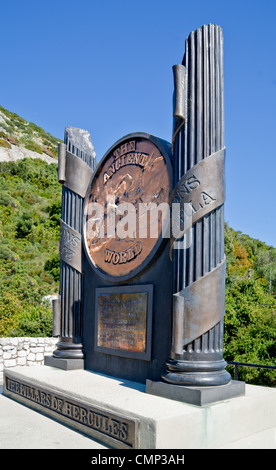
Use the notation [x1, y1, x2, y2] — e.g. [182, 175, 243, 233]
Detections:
[52, 338, 84, 360]
[146, 379, 245, 406]
[162, 358, 231, 387]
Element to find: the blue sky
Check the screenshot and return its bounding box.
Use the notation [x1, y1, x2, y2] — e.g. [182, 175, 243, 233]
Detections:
[1, 0, 275, 247]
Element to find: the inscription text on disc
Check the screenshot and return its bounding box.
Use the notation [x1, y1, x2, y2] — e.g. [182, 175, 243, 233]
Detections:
[84, 136, 170, 278]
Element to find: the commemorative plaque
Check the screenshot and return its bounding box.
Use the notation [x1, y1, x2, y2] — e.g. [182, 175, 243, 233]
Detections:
[95, 284, 153, 360]
[83, 134, 170, 281]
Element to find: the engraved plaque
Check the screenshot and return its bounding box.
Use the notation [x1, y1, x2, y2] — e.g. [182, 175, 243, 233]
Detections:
[83, 134, 171, 280]
[4, 374, 139, 449]
[95, 285, 153, 360]
[98, 293, 147, 352]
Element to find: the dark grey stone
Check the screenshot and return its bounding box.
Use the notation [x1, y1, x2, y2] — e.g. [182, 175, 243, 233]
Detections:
[44, 355, 84, 371]
[145, 379, 245, 406]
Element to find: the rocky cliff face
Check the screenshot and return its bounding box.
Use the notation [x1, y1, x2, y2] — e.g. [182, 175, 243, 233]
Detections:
[0, 141, 57, 164]
[0, 105, 61, 164]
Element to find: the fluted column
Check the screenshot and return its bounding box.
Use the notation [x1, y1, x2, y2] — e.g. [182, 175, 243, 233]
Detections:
[52, 127, 96, 362]
[163, 24, 231, 386]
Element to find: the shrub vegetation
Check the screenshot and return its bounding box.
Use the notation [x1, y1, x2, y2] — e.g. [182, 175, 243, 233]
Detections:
[0, 158, 61, 337]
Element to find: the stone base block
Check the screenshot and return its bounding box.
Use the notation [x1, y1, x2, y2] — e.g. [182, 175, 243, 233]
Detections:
[146, 379, 245, 406]
[44, 355, 84, 370]
[3, 366, 276, 449]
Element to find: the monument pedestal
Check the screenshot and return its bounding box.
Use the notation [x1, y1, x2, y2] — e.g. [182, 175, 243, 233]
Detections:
[3, 366, 276, 449]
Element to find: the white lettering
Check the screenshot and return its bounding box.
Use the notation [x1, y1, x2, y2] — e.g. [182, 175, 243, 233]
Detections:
[91, 455, 126, 467]
[116, 202, 136, 239]
[135, 454, 185, 465]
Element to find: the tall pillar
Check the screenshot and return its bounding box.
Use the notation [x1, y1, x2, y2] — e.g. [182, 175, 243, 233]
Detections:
[50, 127, 96, 367]
[163, 24, 231, 386]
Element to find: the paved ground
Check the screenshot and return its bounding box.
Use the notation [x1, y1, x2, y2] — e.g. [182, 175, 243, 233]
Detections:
[0, 373, 108, 449]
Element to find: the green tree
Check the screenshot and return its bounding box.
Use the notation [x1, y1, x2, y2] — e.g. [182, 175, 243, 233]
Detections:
[255, 247, 276, 293]
[15, 213, 33, 238]
[224, 276, 276, 386]
[45, 254, 60, 282]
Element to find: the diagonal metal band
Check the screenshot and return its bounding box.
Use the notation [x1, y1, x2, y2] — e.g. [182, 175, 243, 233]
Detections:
[59, 219, 82, 273]
[58, 143, 93, 198]
[172, 256, 226, 351]
[170, 147, 225, 258]
[170, 148, 226, 348]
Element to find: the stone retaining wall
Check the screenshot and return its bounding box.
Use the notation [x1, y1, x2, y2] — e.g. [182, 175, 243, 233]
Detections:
[0, 337, 58, 372]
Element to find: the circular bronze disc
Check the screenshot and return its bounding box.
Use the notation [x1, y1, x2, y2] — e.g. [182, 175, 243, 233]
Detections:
[83, 135, 170, 279]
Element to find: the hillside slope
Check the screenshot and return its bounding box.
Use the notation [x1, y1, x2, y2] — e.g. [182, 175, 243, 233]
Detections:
[0, 158, 61, 337]
[223, 224, 276, 385]
[0, 105, 61, 164]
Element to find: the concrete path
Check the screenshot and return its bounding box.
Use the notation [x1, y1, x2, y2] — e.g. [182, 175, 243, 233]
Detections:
[0, 374, 108, 449]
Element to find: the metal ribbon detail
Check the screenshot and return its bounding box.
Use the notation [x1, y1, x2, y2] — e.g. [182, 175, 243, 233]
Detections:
[170, 147, 225, 258]
[172, 256, 226, 352]
[170, 148, 226, 348]
[59, 219, 82, 273]
[172, 65, 187, 153]
[58, 143, 93, 198]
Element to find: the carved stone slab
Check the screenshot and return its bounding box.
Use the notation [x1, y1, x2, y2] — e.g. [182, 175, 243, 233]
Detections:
[4, 372, 139, 449]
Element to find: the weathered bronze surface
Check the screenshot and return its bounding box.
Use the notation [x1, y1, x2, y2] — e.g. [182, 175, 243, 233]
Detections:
[95, 284, 153, 360]
[97, 292, 147, 352]
[84, 136, 170, 278]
